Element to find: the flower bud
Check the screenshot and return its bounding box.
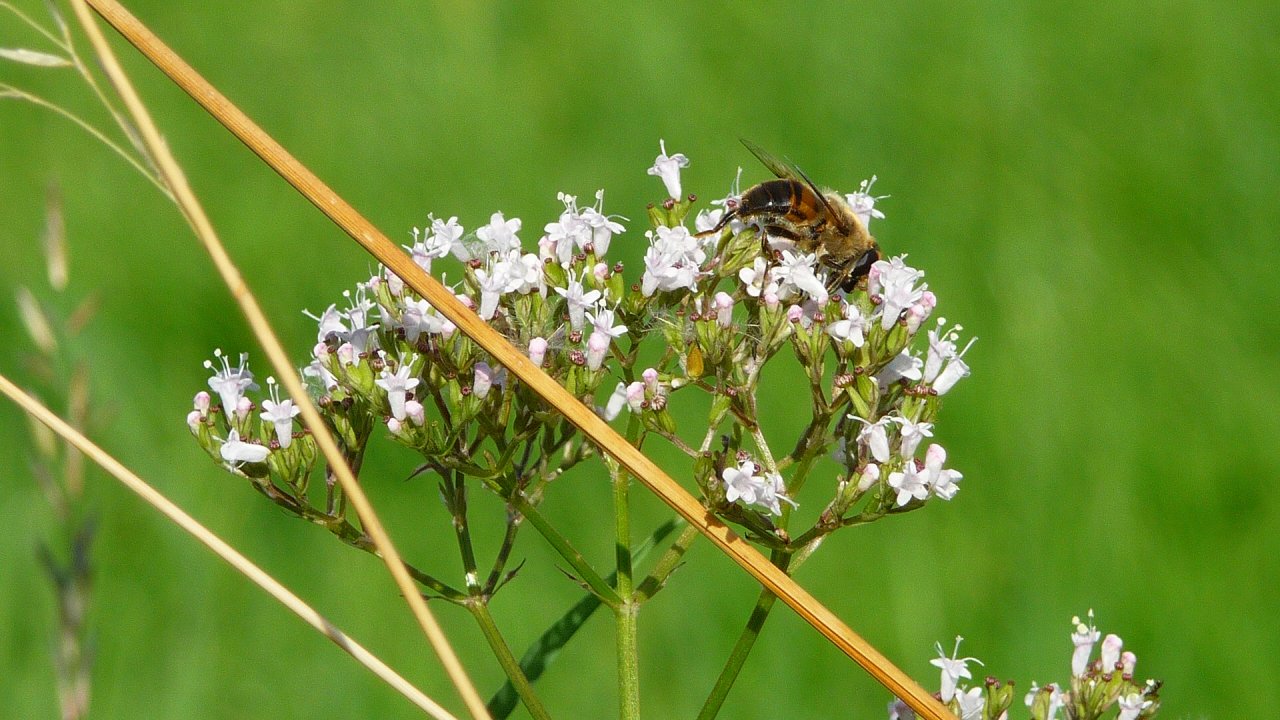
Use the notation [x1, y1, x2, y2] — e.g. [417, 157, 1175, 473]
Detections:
[714, 291, 734, 328]
[404, 399, 425, 426]
[235, 396, 253, 422]
[473, 362, 495, 398]
[193, 391, 211, 416]
[603, 382, 628, 421]
[586, 330, 609, 371]
[529, 337, 548, 367]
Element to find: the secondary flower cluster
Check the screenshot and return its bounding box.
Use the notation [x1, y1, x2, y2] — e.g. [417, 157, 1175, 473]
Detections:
[889, 612, 1162, 720]
[186, 139, 974, 555]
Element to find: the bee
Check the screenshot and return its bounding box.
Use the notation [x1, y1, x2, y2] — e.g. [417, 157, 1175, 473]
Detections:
[698, 139, 881, 292]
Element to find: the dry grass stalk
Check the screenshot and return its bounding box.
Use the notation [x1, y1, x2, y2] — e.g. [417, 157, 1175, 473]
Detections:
[0, 373, 459, 720]
[64, 1, 491, 717]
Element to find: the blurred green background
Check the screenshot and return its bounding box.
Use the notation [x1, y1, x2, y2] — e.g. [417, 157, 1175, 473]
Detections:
[2, 1, 1278, 717]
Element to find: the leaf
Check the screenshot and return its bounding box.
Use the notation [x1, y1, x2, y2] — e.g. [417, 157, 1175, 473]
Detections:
[0, 47, 71, 68]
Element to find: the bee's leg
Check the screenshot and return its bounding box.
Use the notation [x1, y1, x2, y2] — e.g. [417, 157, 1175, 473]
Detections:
[839, 247, 881, 293]
[761, 224, 802, 256]
[693, 210, 738, 238]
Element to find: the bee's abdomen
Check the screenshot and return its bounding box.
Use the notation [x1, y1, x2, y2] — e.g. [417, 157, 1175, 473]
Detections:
[739, 179, 818, 225]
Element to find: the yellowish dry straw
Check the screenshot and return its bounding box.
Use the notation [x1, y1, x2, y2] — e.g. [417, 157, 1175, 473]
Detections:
[0, 373, 457, 720]
[64, 2, 492, 717]
[79, 1, 953, 716]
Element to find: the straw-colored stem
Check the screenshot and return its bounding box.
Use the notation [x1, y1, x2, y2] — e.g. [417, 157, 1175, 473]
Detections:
[62, 3, 490, 717]
[77, 2, 953, 716]
[0, 373, 455, 720]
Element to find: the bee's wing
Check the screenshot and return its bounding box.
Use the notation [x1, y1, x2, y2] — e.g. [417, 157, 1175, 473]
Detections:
[739, 138, 850, 233]
[740, 138, 802, 181]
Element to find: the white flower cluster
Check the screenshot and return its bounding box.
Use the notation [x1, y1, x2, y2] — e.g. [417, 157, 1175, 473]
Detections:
[892, 614, 1160, 720]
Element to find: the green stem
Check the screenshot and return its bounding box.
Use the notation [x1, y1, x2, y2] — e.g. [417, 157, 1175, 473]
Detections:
[505, 491, 621, 607]
[612, 461, 639, 720]
[468, 602, 553, 720]
[695, 551, 792, 720]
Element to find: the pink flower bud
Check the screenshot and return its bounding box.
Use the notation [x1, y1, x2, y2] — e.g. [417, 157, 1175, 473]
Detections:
[193, 391, 211, 415]
[1120, 651, 1136, 676]
[857, 463, 880, 492]
[457, 294, 475, 310]
[1100, 634, 1123, 670]
[386, 417, 403, 434]
[404, 399, 425, 426]
[586, 331, 609, 371]
[786, 304, 804, 323]
[473, 362, 494, 398]
[763, 291, 780, 309]
[186, 410, 203, 431]
[235, 396, 253, 421]
[529, 337, 548, 367]
[441, 320, 457, 339]
[312, 342, 329, 360]
[642, 367, 659, 393]
[625, 381, 646, 412]
[714, 291, 734, 328]
[337, 342, 358, 366]
[593, 262, 610, 283]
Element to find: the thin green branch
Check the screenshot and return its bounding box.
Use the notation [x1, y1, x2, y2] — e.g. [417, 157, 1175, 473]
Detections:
[0, 83, 167, 194]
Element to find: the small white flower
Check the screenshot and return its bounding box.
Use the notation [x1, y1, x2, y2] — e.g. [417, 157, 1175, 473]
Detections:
[423, 215, 464, 261]
[922, 443, 963, 500]
[303, 304, 348, 342]
[1071, 613, 1101, 677]
[872, 256, 928, 330]
[955, 687, 985, 720]
[737, 256, 777, 298]
[695, 207, 723, 234]
[1117, 693, 1152, 720]
[773, 250, 828, 305]
[302, 358, 338, 391]
[586, 305, 628, 339]
[220, 429, 270, 466]
[930, 636, 983, 703]
[205, 350, 259, 413]
[475, 261, 514, 320]
[375, 361, 421, 421]
[647, 139, 689, 199]
[826, 301, 867, 347]
[259, 377, 301, 448]
[844, 175, 887, 230]
[406, 225, 452, 271]
[924, 320, 976, 395]
[849, 414, 894, 463]
[887, 461, 929, 507]
[580, 190, 626, 256]
[641, 226, 705, 296]
[876, 349, 924, 390]
[475, 211, 522, 256]
[555, 273, 603, 330]
[895, 416, 934, 457]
